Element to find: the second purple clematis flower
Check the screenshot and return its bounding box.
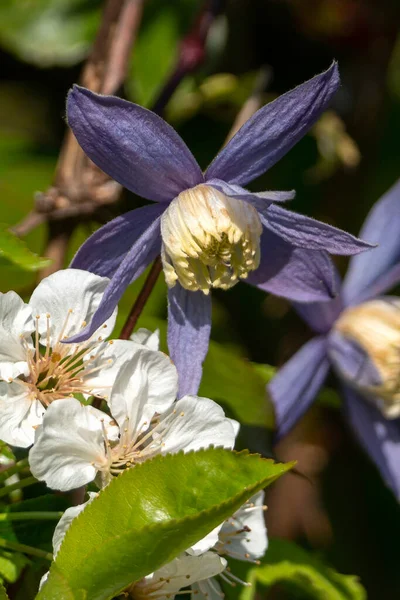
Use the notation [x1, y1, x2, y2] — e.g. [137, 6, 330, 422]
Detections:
[269, 179, 400, 498]
[66, 62, 371, 396]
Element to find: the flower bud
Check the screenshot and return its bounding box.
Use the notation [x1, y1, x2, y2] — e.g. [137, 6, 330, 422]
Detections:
[161, 184, 262, 294]
[332, 299, 400, 418]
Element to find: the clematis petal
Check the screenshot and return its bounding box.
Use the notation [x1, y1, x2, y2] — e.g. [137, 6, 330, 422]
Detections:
[67, 215, 162, 343]
[258, 204, 374, 255]
[268, 336, 330, 440]
[292, 269, 343, 333]
[159, 395, 236, 454]
[67, 86, 203, 202]
[342, 385, 400, 499]
[342, 179, 400, 305]
[30, 269, 117, 347]
[247, 229, 336, 302]
[206, 63, 339, 186]
[108, 347, 178, 436]
[0, 381, 44, 448]
[167, 284, 211, 397]
[29, 399, 111, 491]
[71, 203, 165, 277]
[0, 292, 33, 381]
[206, 178, 295, 203]
[328, 329, 382, 389]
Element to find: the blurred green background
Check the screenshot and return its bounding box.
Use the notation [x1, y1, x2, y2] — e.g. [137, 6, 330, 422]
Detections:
[1, 0, 400, 598]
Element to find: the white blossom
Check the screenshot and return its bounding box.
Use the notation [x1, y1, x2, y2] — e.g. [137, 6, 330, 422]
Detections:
[0, 269, 155, 447]
[29, 355, 236, 491]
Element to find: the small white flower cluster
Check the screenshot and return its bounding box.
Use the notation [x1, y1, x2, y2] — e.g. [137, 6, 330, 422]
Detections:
[0, 269, 268, 598]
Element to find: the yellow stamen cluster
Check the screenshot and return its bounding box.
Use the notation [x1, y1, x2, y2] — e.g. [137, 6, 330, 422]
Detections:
[161, 184, 262, 294]
[334, 299, 400, 418]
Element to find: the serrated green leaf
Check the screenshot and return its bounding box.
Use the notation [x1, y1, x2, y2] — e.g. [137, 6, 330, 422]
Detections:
[39, 449, 293, 600]
[0, 582, 9, 600]
[0, 0, 101, 67]
[234, 539, 366, 600]
[0, 225, 51, 272]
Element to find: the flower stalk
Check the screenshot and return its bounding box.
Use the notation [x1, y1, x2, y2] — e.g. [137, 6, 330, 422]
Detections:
[0, 476, 37, 499]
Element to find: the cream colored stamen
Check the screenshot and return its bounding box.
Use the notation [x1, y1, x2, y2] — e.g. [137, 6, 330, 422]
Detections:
[161, 184, 262, 294]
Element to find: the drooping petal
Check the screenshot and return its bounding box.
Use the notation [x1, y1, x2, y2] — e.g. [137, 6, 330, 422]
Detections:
[247, 229, 336, 302]
[0, 381, 44, 448]
[292, 269, 343, 333]
[66, 215, 162, 343]
[67, 86, 203, 202]
[342, 385, 400, 499]
[192, 578, 224, 600]
[130, 327, 160, 351]
[206, 178, 295, 203]
[206, 63, 339, 185]
[328, 329, 382, 389]
[268, 336, 330, 439]
[167, 284, 211, 396]
[356, 261, 400, 303]
[71, 203, 165, 277]
[342, 179, 400, 305]
[30, 269, 117, 347]
[257, 204, 374, 255]
[0, 292, 33, 381]
[28, 399, 112, 491]
[159, 396, 236, 454]
[108, 347, 178, 436]
[220, 491, 268, 560]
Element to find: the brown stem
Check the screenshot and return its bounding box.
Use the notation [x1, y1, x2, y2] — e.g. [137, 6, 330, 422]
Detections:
[119, 257, 162, 339]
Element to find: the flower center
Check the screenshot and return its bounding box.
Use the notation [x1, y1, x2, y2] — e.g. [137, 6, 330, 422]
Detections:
[332, 299, 400, 418]
[18, 311, 111, 407]
[160, 184, 262, 294]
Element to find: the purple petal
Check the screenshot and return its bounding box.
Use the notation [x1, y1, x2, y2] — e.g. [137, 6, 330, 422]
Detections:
[247, 228, 337, 302]
[269, 336, 329, 440]
[258, 204, 374, 256]
[342, 386, 400, 499]
[343, 179, 400, 304]
[67, 86, 203, 202]
[167, 284, 211, 397]
[206, 178, 295, 203]
[71, 203, 165, 276]
[328, 329, 382, 388]
[293, 295, 343, 334]
[66, 216, 162, 343]
[355, 261, 400, 303]
[206, 62, 339, 185]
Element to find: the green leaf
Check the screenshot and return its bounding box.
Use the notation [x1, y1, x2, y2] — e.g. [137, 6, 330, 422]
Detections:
[0, 225, 51, 272]
[39, 449, 293, 600]
[233, 539, 366, 600]
[0, 582, 10, 600]
[200, 343, 275, 428]
[0, 0, 101, 67]
[0, 550, 29, 584]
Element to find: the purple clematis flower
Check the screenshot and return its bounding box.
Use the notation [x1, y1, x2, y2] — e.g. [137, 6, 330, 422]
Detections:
[269, 179, 400, 497]
[66, 62, 372, 396]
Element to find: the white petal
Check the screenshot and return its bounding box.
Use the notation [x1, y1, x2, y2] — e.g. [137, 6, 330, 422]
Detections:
[220, 491, 268, 561]
[0, 381, 44, 447]
[109, 348, 178, 436]
[29, 269, 117, 347]
[136, 553, 226, 600]
[52, 492, 98, 556]
[130, 328, 160, 351]
[159, 396, 236, 455]
[29, 398, 109, 491]
[0, 291, 33, 380]
[192, 577, 224, 600]
[39, 572, 49, 591]
[82, 339, 144, 399]
[188, 524, 222, 556]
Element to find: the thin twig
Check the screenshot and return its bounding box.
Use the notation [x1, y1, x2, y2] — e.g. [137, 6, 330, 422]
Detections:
[0, 458, 29, 484]
[0, 476, 37, 499]
[0, 512, 63, 522]
[119, 257, 162, 339]
[0, 538, 53, 561]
